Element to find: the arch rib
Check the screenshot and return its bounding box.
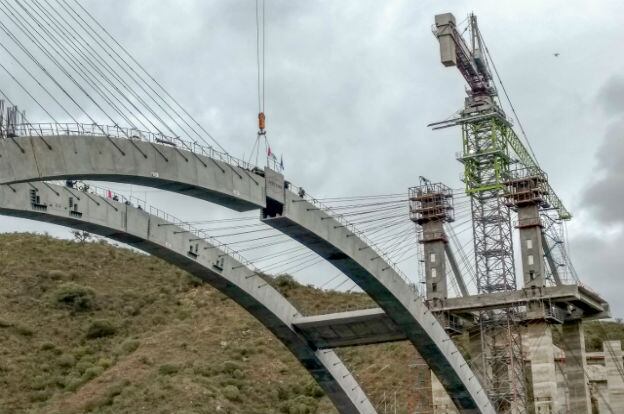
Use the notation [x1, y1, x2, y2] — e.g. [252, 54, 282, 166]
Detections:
[0, 182, 376, 414]
[261, 191, 494, 414]
[0, 134, 494, 413]
[0, 134, 265, 211]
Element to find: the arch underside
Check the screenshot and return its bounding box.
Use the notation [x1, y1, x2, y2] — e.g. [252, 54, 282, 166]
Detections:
[0, 134, 493, 414]
[0, 182, 375, 414]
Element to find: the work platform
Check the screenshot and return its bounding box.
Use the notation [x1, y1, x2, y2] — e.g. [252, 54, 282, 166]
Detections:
[432, 283, 609, 320]
[294, 284, 610, 349]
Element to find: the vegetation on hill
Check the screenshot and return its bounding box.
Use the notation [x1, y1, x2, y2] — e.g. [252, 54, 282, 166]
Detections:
[0, 233, 420, 414]
[0, 233, 621, 414]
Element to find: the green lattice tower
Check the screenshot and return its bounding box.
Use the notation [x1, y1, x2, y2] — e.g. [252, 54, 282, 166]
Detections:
[460, 114, 526, 413]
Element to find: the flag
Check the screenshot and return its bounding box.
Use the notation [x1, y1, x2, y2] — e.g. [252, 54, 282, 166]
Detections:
[280, 154, 284, 170]
[267, 146, 272, 157]
[106, 190, 112, 199]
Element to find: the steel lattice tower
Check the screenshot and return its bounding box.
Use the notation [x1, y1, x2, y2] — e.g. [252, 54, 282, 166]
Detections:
[431, 13, 527, 412]
[460, 112, 526, 414]
[462, 118, 516, 293]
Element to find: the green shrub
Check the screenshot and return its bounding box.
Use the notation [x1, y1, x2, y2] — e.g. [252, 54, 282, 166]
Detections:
[45, 270, 68, 280]
[82, 366, 104, 381]
[279, 395, 318, 414]
[277, 385, 291, 401]
[52, 282, 95, 311]
[274, 275, 297, 289]
[64, 376, 84, 392]
[30, 375, 49, 390]
[75, 360, 93, 374]
[85, 319, 117, 339]
[220, 360, 242, 374]
[116, 339, 140, 355]
[222, 385, 241, 401]
[158, 364, 179, 375]
[101, 380, 130, 405]
[14, 323, 34, 336]
[29, 389, 53, 403]
[303, 381, 324, 399]
[231, 368, 245, 379]
[73, 345, 94, 358]
[57, 354, 76, 368]
[97, 358, 113, 369]
[192, 362, 215, 377]
[40, 342, 56, 351]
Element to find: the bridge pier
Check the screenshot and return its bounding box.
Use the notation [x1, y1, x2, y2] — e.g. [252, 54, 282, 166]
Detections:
[523, 322, 557, 414]
[604, 340, 624, 413]
[561, 321, 592, 414]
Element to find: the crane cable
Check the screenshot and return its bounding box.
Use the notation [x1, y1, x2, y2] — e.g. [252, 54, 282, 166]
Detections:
[476, 24, 541, 168]
[257, 0, 266, 126]
[250, 0, 270, 167]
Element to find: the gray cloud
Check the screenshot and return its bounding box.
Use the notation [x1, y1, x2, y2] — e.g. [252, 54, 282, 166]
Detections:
[572, 75, 624, 315]
[570, 232, 624, 315]
[581, 117, 624, 225]
[597, 76, 624, 116]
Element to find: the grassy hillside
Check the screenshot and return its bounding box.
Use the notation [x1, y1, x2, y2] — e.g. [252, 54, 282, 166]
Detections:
[0, 233, 620, 414]
[0, 233, 421, 414]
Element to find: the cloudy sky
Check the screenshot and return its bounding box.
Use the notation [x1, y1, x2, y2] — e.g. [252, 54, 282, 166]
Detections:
[1, 0, 624, 315]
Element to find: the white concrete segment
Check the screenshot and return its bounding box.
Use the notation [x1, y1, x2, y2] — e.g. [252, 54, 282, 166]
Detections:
[0, 182, 376, 414]
[0, 135, 265, 211]
[262, 190, 494, 414]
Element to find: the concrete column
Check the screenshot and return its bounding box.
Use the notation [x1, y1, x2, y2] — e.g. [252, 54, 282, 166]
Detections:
[431, 371, 459, 414]
[517, 204, 546, 288]
[422, 219, 447, 302]
[524, 323, 558, 413]
[554, 348, 569, 413]
[604, 340, 624, 412]
[517, 204, 559, 413]
[561, 321, 591, 414]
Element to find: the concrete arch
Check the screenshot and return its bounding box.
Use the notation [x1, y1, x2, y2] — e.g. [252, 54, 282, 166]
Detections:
[0, 134, 493, 413]
[0, 134, 265, 211]
[0, 182, 376, 414]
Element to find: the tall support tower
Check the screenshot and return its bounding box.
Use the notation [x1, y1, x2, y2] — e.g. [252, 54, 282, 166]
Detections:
[408, 177, 456, 414]
[431, 13, 525, 412]
[430, 10, 579, 413]
[409, 178, 455, 303]
[505, 169, 560, 413]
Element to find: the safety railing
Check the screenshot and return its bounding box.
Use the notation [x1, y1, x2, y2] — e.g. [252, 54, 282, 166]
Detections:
[286, 182, 421, 297]
[49, 180, 147, 210]
[47, 180, 257, 271]
[15, 122, 254, 171]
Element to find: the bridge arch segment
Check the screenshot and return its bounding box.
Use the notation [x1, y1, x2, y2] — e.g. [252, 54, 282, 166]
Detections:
[0, 133, 494, 413]
[0, 132, 265, 211]
[0, 181, 376, 414]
